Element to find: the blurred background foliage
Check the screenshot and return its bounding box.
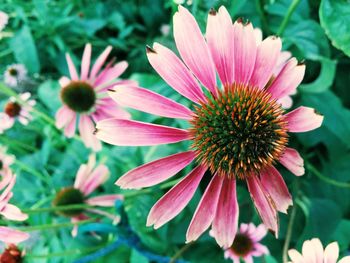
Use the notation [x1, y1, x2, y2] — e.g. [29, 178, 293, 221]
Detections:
[0, 0, 350, 262]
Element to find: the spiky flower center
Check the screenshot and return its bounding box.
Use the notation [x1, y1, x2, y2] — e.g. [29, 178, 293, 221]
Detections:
[230, 233, 254, 256]
[8, 68, 18, 77]
[4, 102, 21, 117]
[190, 84, 288, 178]
[53, 187, 85, 217]
[61, 81, 96, 113]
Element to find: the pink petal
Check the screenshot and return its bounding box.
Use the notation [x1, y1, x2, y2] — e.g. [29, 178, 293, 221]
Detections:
[80, 43, 92, 80]
[94, 61, 128, 87]
[65, 53, 79, 81]
[310, 238, 324, 263]
[250, 224, 268, 242]
[147, 164, 207, 229]
[324, 242, 339, 263]
[147, 42, 205, 103]
[274, 51, 292, 76]
[116, 151, 196, 189]
[90, 46, 112, 79]
[278, 95, 293, 109]
[302, 240, 317, 263]
[108, 86, 193, 120]
[267, 58, 305, 100]
[0, 227, 29, 244]
[206, 6, 234, 85]
[64, 113, 77, 138]
[339, 257, 350, 263]
[0, 204, 28, 221]
[74, 164, 89, 190]
[86, 194, 123, 207]
[78, 115, 101, 152]
[247, 176, 278, 236]
[249, 36, 282, 89]
[173, 6, 217, 94]
[186, 173, 224, 242]
[279, 147, 305, 176]
[252, 243, 269, 256]
[95, 119, 190, 146]
[80, 165, 109, 196]
[233, 21, 257, 85]
[285, 106, 324, 133]
[260, 166, 292, 213]
[59, 76, 71, 87]
[288, 249, 305, 263]
[211, 177, 239, 248]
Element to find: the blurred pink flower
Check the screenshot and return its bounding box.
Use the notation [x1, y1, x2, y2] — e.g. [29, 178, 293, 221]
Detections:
[288, 238, 350, 263]
[4, 64, 28, 88]
[0, 146, 15, 174]
[0, 92, 35, 133]
[55, 44, 134, 151]
[0, 170, 29, 244]
[96, 6, 323, 247]
[0, 11, 8, 31]
[53, 154, 123, 236]
[211, 223, 268, 263]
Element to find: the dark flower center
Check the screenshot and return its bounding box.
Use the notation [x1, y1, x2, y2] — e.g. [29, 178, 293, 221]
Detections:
[4, 102, 21, 117]
[8, 68, 18, 77]
[190, 84, 288, 178]
[61, 81, 96, 113]
[0, 160, 3, 170]
[230, 233, 254, 256]
[0, 244, 23, 263]
[53, 187, 85, 217]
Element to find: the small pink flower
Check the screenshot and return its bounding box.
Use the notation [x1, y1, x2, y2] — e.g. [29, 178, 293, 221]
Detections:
[288, 238, 350, 263]
[4, 64, 28, 88]
[0, 92, 35, 133]
[55, 44, 134, 151]
[0, 170, 29, 244]
[53, 155, 123, 236]
[96, 6, 323, 247]
[0, 11, 8, 31]
[0, 146, 15, 173]
[211, 223, 268, 263]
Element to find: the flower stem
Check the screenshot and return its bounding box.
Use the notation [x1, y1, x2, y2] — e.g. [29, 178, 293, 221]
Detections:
[277, 0, 301, 36]
[22, 203, 95, 214]
[170, 242, 193, 263]
[282, 201, 297, 263]
[255, 0, 271, 35]
[14, 159, 53, 186]
[17, 218, 97, 232]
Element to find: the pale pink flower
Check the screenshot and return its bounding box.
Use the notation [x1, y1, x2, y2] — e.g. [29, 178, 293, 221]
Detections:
[0, 92, 35, 133]
[0, 170, 29, 244]
[0, 146, 15, 173]
[96, 6, 323, 247]
[55, 44, 134, 151]
[211, 223, 268, 263]
[53, 154, 123, 236]
[0, 11, 8, 31]
[4, 64, 28, 88]
[288, 238, 350, 263]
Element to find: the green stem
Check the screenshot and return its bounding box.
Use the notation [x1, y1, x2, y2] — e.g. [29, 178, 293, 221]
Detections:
[22, 203, 95, 214]
[277, 0, 301, 36]
[17, 218, 97, 232]
[255, 0, 271, 35]
[170, 242, 193, 263]
[14, 159, 52, 186]
[306, 162, 350, 188]
[282, 201, 297, 263]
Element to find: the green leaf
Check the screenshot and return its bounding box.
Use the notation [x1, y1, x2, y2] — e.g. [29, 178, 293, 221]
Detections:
[130, 249, 149, 263]
[320, 0, 350, 57]
[37, 80, 62, 113]
[9, 25, 40, 73]
[299, 57, 337, 93]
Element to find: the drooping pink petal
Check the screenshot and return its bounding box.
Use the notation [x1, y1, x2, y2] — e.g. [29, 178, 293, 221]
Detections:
[267, 58, 305, 100]
[80, 43, 92, 80]
[233, 21, 257, 85]
[250, 224, 267, 242]
[78, 115, 102, 152]
[147, 42, 205, 103]
[64, 113, 77, 138]
[249, 36, 282, 89]
[278, 95, 293, 109]
[94, 61, 128, 87]
[80, 165, 109, 196]
[260, 166, 292, 213]
[89, 46, 112, 79]
[65, 53, 79, 81]
[95, 119, 190, 146]
[147, 165, 207, 229]
[186, 173, 224, 242]
[252, 243, 269, 256]
[288, 249, 305, 263]
[0, 204, 28, 221]
[324, 242, 339, 263]
[285, 106, 324, 133]
[86, 194, 123, 207]
[0, 227, 29, 244]
[206, 6, 234, 85]
[116, 151, 196, 189]
[211, 177, 239, 248]
[74, 164, 89, 190]
[247, 176, 278, 236]
[108, 86, 193, 120]
[279, 147, 305, 176]
[173, 6, 217, 94]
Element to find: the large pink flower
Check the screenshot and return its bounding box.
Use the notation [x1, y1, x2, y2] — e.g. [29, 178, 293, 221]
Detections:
[288, 238, 350, 263]
[53, 154, 123, 236]
[55, 44, 134, 151]
[0, 170, 29, 244]
[95, 6, 323, 247]
[212, 223, 268, 263]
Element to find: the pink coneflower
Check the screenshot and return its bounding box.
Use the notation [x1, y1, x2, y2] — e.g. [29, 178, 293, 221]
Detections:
[0, 92, 35, 133]
[0, 170, 29, 244]
[0, 146, 15, 173]
[95, 6, 323, 247]
[55, 44, 133, 151]
[212, 223, 268, 263]
[4, 64, 28, 88]
[0, 11, 8, 31]
[288, 238, 350, 263]
[53, 155, 123, 236]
